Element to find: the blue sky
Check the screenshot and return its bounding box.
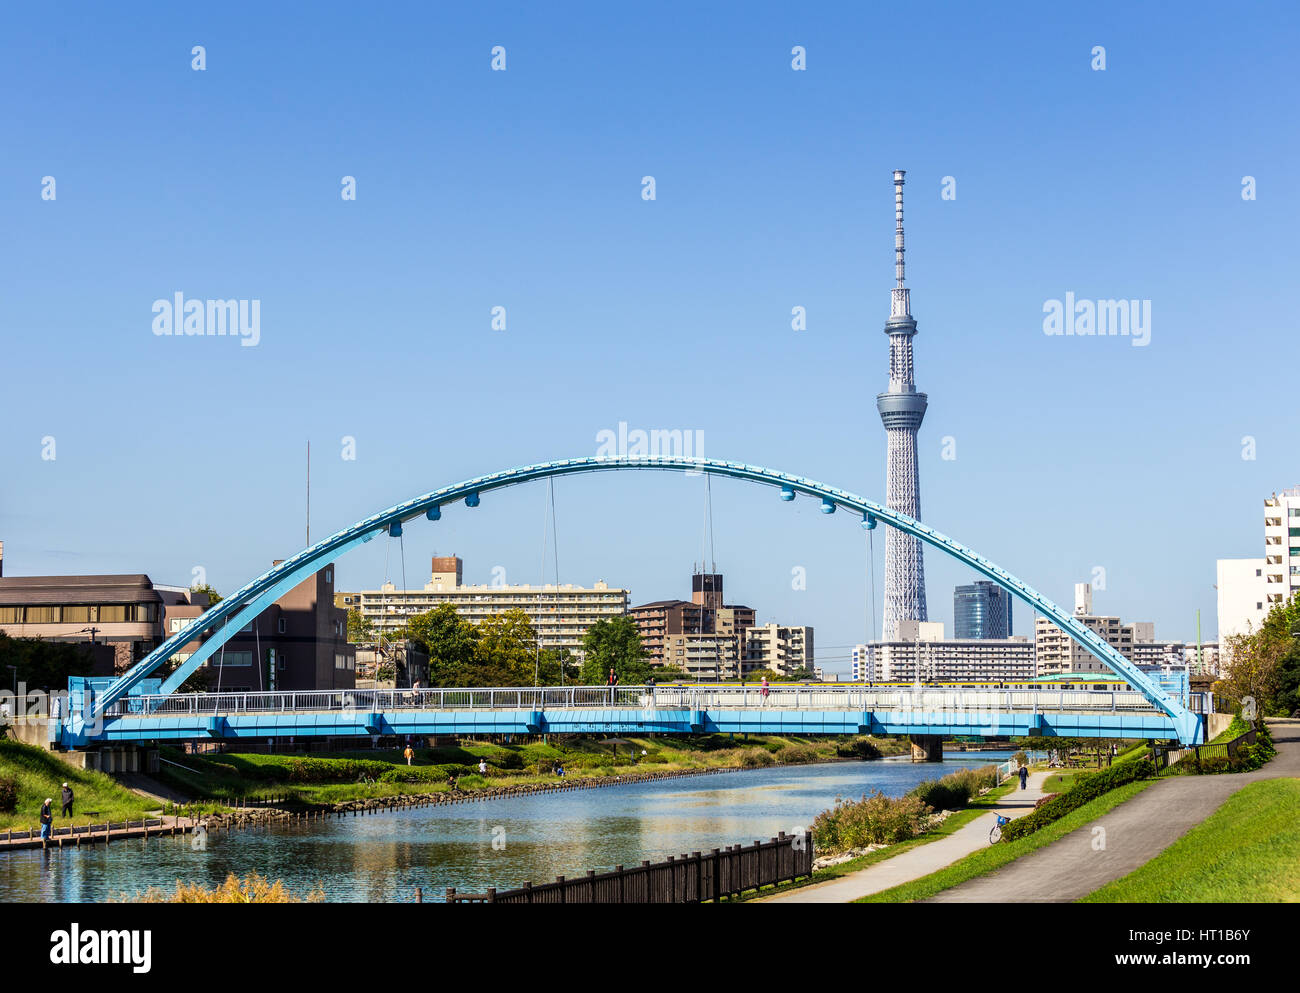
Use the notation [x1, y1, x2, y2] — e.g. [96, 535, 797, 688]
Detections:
[2, 2, 1297, 673]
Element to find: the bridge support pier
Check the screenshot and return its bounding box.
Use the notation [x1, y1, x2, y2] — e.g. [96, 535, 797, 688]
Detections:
[909, 735, 943, 763]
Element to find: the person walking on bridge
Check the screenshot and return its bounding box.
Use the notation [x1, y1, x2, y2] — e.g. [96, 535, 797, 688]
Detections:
[760, 676, 771, 706]
[61, 782, 74, 818]
[608, 668, 619, 704]
[1017, 764, 1029, 790]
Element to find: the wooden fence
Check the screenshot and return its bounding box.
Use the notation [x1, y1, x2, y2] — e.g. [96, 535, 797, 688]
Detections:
[446, 831, 813, 904]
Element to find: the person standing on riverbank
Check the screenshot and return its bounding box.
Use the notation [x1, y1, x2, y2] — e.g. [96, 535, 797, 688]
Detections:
[40, 799, 53, 845]
[478, 758, 487, 775]
[60, 782, 73, 818]
[403, 745, 414, 766]
[1017, 765, 1029, 790]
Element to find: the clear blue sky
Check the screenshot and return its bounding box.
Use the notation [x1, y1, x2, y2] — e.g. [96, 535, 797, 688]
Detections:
[2, 2, 1297, 673]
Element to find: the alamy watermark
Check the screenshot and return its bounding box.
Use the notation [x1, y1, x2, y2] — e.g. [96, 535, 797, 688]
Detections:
[595, 421, 704, 471]
[152, 293, 261, 347]
[1042, 293, 1150, 347]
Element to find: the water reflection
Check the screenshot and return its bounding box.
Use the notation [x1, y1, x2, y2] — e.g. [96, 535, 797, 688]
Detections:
[1, 751, 1025, 902]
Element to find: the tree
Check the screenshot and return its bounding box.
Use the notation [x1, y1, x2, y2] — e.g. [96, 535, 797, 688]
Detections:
[1221, 592, 1300, 718]
[346, 608, 375, 643]
[190, 583, 222, 607]
[537, 647, 579, 686]
[473, 609, 537, 686]
[579, 616, 651, 684]
[0, 632, 96, 692]
[405, 604, 480, 686]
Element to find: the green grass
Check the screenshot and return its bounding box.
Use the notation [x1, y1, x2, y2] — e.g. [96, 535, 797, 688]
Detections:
[1081, 778, 1300, 903]
[855, 779, 1154, 902]
[720, 780, 1020, 902]
[0, 739, 157, 831]
[1041, 773, 1081, 793]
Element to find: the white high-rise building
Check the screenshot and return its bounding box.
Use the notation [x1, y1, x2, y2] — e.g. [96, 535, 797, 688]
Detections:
[1263, 487, 1300, 606]
[1216, 485, 1300, 661]
[1216, 557, 1266, 652]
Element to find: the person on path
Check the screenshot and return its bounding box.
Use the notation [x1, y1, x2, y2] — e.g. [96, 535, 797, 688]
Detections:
[760, 676, 771, 705]
[60, 782, 73, 818]
[403, 745, 414, 766]
[40, 799, 53, 845]
[608, 667, 618, 703]
[1017, 764, 1029, 790]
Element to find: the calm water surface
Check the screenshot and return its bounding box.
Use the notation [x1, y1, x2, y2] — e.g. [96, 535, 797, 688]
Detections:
[1, 750, 1030, 902]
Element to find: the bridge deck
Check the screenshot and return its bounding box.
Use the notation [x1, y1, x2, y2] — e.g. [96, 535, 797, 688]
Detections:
[61, 686, 1196, 745]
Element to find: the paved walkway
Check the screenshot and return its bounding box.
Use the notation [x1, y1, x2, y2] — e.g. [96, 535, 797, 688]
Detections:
[758, 770, 1048, 903]
[929, 719, 1300, 902]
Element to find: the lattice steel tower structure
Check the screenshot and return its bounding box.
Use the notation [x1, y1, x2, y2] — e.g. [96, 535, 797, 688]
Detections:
[876, 170, 928, 641]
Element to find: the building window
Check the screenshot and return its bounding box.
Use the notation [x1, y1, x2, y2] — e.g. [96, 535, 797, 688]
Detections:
[209, 650, 252, 667]
[325, 569, 333, 584]
[278, 618, 286, 634]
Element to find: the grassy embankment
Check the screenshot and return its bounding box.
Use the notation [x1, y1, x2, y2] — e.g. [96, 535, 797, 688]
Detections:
[1081, 778, 1300, 902]
[156, 734, 909, 806]
[855, 779, 1154, 902]
[0, 739, 157, 831]
[722, 777, 1021, 902]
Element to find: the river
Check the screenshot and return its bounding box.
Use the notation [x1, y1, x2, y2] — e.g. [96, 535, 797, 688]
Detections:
[0, 750, 1033, 902]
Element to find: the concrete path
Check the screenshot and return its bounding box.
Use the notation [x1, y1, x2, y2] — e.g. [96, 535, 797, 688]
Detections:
[929, 719, 1300, 903]
[758, 770, 1048, 903]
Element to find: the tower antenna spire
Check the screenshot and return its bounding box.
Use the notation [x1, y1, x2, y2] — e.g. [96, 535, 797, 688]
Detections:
[891, 170, 910, 317]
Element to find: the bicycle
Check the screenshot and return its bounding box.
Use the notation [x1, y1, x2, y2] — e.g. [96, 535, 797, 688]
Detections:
[989, 814, 1010, 844]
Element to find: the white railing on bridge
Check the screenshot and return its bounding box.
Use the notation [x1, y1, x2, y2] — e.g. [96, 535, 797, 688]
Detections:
[104, 685, 1164, 718]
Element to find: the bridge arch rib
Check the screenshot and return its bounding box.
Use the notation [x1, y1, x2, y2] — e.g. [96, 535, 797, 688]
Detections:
[83, 456, 1200, 743]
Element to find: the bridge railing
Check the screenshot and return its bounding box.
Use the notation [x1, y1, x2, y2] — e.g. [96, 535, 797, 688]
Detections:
[104, 684, 1163, 718]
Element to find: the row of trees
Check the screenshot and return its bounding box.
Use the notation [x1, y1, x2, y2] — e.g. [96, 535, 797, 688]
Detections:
[381, 605, 661, 688]
[1220, 591, 1300, 718]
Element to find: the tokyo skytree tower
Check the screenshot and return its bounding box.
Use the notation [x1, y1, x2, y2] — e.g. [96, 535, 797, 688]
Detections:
[876, 170, 928, 641]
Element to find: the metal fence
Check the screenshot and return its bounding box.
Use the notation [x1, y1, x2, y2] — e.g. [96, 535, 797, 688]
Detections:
[106, 684, 1162, 718]
[1156, 727, 1258, 769]
[445, 831, 813, 904]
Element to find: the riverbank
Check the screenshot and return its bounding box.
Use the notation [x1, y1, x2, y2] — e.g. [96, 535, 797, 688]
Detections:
[197, 764, 760, 830]
[0, 739, 158, 833]
[155, 734, 912, 809]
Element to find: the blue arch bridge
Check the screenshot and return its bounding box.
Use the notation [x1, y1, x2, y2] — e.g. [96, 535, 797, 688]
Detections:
[56, 457, 1207, 751]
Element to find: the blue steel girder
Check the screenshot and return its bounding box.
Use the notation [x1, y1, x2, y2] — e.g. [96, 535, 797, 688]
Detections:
[80, 456, 1201, 743]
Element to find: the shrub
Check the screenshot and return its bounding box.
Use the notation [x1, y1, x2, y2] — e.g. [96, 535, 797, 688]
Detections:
[120, 872, 325, 903]
[908, 765, 998, 811]
[836, 738, 883, 760]
[378, 763, 471, 784]
[736, 748, 775, 768]
[812, 791, 934, 853]
[776, 743, 821, 765]
[1001, 758, 1153, 842]
[0, 775, 17, 813]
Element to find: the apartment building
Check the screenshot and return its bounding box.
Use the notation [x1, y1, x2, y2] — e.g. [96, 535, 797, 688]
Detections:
[339, 555, 629, 658]
[866, 620, 1036, 683]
